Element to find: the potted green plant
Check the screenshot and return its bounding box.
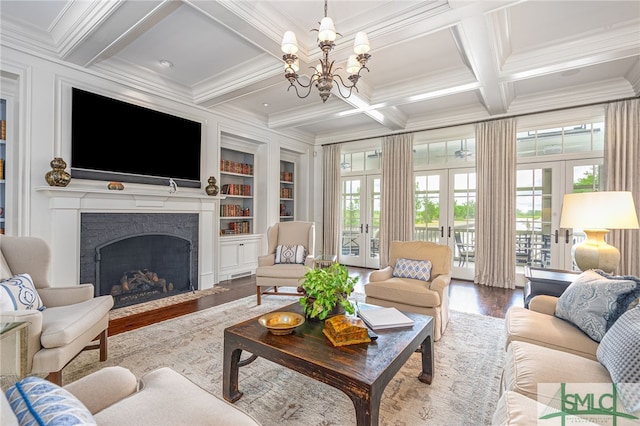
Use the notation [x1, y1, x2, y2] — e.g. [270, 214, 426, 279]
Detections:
[297, 263, 358, 320]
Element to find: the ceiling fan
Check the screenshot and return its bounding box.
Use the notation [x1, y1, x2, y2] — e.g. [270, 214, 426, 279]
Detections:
[454, 141, 473, 159]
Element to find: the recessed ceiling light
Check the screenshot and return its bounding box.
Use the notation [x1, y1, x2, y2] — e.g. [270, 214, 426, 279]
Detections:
[159, 59, 174, 68]
[263, 103, 270, 107]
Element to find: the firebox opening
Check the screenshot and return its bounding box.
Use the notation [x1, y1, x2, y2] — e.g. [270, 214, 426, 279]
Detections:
[97, 234, 192, 309]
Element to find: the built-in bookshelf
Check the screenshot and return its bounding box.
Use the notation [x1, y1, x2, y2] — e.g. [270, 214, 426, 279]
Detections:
[280, 160, 294, 222]
[220, 148, 254, 236]
[0, 98, 6, 235]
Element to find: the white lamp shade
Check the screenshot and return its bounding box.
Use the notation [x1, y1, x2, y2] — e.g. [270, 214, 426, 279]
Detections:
[318, 17, 336, 42]
[560, 191, 640, 230]
[281, 31, 299, 54]
[346, 55, 360, 75]
[353, 31, 370, 54]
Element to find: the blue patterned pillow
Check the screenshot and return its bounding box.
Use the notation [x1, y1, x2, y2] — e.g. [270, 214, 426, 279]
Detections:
[0, 273, 45, 312]
[597, 307, 640, 415]
[5, 376, 96, 426]
[275, 244, 307, 264]
[393, 258, 432, 282]
[555, 270, 637, 342]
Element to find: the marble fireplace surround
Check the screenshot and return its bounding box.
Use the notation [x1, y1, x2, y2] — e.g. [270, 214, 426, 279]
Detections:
[36, 184, 219, 292]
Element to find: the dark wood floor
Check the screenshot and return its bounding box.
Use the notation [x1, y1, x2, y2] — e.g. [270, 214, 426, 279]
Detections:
[108, 267, 524, 336]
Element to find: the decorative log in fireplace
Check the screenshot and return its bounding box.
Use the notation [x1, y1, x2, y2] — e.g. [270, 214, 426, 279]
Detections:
[110, 269, 174, 296]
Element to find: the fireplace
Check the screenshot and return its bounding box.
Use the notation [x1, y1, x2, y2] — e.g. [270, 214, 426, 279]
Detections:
[80, 213, 199, 309]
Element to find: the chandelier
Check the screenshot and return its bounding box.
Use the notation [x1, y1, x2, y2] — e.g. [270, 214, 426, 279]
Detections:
[281, 0, 371, 103]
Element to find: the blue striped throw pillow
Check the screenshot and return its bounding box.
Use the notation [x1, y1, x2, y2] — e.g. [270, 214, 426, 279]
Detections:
[6, 376, 96, 426]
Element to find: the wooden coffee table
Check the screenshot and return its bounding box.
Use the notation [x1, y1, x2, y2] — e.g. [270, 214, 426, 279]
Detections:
[223, 302, 434, 426]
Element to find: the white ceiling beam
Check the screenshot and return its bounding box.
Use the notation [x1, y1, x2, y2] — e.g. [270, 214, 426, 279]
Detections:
[452, 13, 510, 115]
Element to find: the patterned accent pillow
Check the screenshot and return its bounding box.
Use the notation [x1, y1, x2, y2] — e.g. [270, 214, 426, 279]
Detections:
[0, 273, 45, 312]
[393, 258, 432, 282]
[5, 376, 97, 426]
[597, 307, 640, 415]
[555, 269, 637, 342]
[275, 244, 307, 264]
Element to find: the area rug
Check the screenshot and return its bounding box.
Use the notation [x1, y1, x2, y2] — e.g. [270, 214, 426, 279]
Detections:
[63, 295, 507, 425]
[109, 285, 230, 320]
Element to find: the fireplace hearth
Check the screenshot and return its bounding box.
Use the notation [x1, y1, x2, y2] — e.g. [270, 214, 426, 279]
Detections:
[80, 213, 199, 309]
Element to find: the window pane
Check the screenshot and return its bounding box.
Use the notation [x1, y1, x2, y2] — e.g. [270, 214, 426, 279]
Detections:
[365, 150, 381, 170]
[592, 122, 604, 151]
[429, 142, 447, 165]
[564, 124, 591, 153]
[351, 152, 365, 171]
[413, 144, 428, 167]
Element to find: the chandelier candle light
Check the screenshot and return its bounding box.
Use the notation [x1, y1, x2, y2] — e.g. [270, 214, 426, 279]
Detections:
[281, 0, 371, 102]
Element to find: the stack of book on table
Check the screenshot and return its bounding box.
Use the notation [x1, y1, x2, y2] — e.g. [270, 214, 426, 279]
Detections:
[357, 306, 414, 330]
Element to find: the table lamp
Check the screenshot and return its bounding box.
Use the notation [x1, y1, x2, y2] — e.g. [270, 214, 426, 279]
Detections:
[559, 191, 639, 272]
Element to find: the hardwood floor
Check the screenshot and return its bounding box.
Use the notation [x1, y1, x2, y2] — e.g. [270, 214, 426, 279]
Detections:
[108, 267, 524, 336]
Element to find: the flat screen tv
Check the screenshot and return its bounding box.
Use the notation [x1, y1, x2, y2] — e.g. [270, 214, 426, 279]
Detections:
[71, 87, 202, 188]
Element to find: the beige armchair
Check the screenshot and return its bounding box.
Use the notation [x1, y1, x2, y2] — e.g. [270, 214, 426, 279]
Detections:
[364, 240, 452, 341]
[0, 235, 114, 385]
[255, 221, 315, 305]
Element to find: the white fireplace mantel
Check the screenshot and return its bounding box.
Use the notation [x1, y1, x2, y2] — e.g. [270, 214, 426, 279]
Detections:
[36, 184, 221, 291]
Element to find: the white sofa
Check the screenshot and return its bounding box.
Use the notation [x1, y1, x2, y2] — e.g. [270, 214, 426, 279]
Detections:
[493, 294, 639, 424]
[2, 367, 261, 426]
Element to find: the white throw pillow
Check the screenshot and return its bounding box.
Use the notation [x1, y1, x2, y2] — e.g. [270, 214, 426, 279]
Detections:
[0, 273, 45, 311]
[275, 244, 307, 264]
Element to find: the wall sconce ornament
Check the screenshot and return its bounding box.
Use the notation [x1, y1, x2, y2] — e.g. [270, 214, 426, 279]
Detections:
[45, 157, 71, 187]
[205, 176, 219, 196]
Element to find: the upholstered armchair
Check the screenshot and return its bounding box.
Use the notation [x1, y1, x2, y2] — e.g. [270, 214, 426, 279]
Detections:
[364, 240, 452, 341]
[255, 221, 315, 305]
[0, 235, 114, 385]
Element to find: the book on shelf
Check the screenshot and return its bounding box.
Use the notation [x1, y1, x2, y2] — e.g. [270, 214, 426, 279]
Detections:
[357, 306, 414, 330]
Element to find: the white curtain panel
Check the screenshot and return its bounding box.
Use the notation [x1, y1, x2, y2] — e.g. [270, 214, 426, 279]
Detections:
[322, 143, 342, 258]
[474, 118, 517, 288]
[380, 134, 414, 267]
[604, 98, 640, 277]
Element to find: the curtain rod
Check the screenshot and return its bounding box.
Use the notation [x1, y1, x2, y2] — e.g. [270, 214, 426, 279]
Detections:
[321, 95, 639, 147]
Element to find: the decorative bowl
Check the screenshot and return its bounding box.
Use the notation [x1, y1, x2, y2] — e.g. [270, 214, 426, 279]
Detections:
[258, 312, 305, 335]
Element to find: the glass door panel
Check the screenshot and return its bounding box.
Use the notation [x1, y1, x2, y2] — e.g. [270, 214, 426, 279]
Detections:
[516, 159, 602, 280]
[516, 167, 554, 272]
[450, 170, 476, 280]
[414, 169, 475, 280]
[340, 176, 380, 268]
[414, 172, 446, 244]
[367, 176, 381, 269]
[340, 178, 362, 265]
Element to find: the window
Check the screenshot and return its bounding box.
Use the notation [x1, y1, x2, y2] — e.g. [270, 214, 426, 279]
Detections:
[516, 122, 604, 158]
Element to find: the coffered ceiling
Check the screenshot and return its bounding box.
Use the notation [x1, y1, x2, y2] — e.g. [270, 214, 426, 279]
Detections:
[1, 0, 638, 144]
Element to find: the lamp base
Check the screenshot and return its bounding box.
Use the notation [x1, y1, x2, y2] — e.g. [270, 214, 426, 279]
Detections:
[573, 229, 620, 273]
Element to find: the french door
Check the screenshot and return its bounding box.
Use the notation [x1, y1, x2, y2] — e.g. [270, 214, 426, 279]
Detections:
[414, 168, 476, 280]
[515, 158, 602, 280]
[339, 175, 380, 269]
